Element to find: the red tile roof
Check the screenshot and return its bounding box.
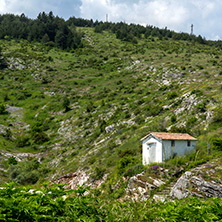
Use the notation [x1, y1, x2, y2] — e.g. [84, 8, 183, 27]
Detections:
[141, 132, 197, 141]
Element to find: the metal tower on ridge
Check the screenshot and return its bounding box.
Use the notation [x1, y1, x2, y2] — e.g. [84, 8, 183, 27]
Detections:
[191, 24, 193, 35]
[106, 14, 108, 22]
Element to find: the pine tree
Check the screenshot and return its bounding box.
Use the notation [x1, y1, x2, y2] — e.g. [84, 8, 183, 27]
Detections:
[0, 46, 7, 69]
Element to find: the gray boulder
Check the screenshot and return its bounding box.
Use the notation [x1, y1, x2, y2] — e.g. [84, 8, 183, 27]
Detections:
[171, 171, 222, 199]
[170, 171, 191, 199]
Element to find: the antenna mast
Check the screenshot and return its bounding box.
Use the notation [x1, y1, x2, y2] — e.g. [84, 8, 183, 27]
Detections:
[106, 14, 108, 22]
[191, 24, 193, 35]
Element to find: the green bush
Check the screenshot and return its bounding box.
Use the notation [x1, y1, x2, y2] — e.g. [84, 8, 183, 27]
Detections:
[117, 156, 135, 174]
[196, 102, 206, 112]
[211, 138, 222, 151]
[62, 96, 71, 112]
[123, 164, 144, 177]
[191, 89, 203, 96]
[32, 132, 49, 144]
[1, 183, 222, 221]
[15, 134, 30, 147]
[170, 126, 188, 133]
[186, 116, 197, 128]
[167, 91, 178, 100]
[171, 115, 177, 123]
[0, 103, 6, 114]
[118, 148, 136, 158]
[8, 158, 40, 185]
[8, 156, 18, 165]
[212, 107, 222, 123]
[91, 167, 106, 181]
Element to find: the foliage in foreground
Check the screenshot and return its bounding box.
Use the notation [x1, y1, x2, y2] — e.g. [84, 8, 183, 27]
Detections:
[0, 183, 104, 221]
[1, 183, 222, 221]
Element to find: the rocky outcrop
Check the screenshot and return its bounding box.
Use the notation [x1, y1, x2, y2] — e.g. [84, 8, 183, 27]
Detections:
[170, 171, 192, 199]
[53, 170, 108, 190]
[124, 160, 222, 202]
[53, 171, 90, 189]
[171, 170, 222, 199]
[0, 151, 38, 162]
[191, 176, 222, 198]
[125, 172, 165, 201]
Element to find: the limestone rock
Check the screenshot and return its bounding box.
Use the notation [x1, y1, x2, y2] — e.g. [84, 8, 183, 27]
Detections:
[105, 124, 115, 133]
[0, 124, 6, 135]
[171, 170, 222, 199]
[52, 170, 107, 190]
[170, 171, 192, 199]
[53, 170, 90, 189]
[191, 176, 222, 198]
[126, 173, 165, 201]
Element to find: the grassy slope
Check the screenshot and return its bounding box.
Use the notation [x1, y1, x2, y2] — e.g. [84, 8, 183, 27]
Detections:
[0, 27, 222, 185]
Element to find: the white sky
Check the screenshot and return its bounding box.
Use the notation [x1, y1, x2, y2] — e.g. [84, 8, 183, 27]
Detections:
[0, 0, 221, 40]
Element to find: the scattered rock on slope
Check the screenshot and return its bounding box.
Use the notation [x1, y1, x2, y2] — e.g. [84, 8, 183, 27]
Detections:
[125, 172, 165, 201]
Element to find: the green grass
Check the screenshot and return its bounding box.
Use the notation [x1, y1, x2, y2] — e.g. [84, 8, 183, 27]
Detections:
[0, 27, 222, 187]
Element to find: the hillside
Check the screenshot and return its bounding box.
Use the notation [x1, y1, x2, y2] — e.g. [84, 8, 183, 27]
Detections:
[0, 25, 222, 193]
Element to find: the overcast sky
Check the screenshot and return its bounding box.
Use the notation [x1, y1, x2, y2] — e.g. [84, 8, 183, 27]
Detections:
[0, 0, 221, 40]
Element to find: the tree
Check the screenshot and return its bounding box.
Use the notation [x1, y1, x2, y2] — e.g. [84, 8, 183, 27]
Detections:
[0, 47, 7, 69]
[42, 33, 50, 43]
[94, 24, 103, 33]
[196, 35, 205, 44]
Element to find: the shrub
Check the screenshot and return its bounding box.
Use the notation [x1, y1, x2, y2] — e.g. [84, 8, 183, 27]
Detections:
[32, 132, 49, 144]
[0, 183, 105, 221]
[8, 158, 40, 185]
[170, 126, 188, 133]
[91, 167, 106, 181]
[212, 107, 222, 123]
[123, 165, 144, 177]
[118, 148, 136, 158]
[0, 103, 6, 114]
[211, 138, 222, 151]
[171, 115, 177, 123]
[196, 102, 206, 112]
[62, 96, 71, 112]
[0, 49, 7, 69]
[191, 89, 203, 96]
[15, 135, 30, 147]
[4, 128, 12, 140]
[117, 156, 135, 174]
[186, 116, 197, 128]
[8, 156, 18, 165]
[167, 91, 178, 100]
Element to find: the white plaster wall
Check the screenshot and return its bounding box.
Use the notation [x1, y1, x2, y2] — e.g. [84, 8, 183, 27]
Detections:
[142, 136, 162, 165]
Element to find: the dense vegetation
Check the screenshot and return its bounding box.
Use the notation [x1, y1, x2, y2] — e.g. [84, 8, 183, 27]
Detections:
[0, 12, 83, 50]
[1, 183, 222, 221]
[0, 11, 211, 49]
[0, 11, 222, 221]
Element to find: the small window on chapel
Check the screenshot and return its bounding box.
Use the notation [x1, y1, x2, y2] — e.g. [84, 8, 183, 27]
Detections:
[187, 141, 191, 147]
[171, 140, 175, 147]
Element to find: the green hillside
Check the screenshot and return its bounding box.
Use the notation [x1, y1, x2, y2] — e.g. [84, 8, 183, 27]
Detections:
[0, 24, 222, 188]
[1, 12, 222, 220]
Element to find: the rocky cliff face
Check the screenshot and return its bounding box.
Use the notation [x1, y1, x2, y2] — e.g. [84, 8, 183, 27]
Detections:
[171, 162, 222, 199]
